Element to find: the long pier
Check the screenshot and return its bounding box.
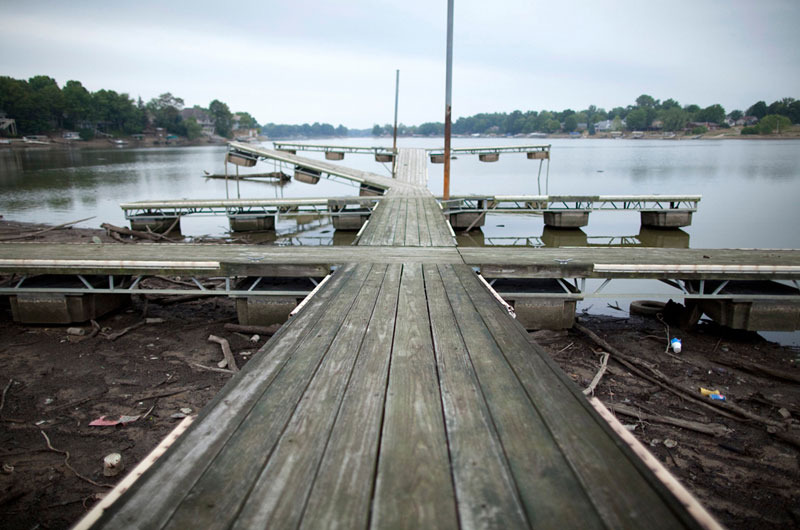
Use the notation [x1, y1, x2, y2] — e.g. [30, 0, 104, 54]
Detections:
[65, 145, 721, 529]
[6, 146, 785, 528]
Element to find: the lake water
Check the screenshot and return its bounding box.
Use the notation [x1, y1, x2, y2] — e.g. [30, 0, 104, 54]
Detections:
[1, 138, 799, 342]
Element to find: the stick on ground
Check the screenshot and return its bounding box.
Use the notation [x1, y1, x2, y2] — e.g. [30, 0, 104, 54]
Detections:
[40, 431, 112, 489]
[208, 335, 239, 372]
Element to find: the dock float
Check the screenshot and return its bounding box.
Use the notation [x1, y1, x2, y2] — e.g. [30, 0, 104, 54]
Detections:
[2, 146, 754, 528]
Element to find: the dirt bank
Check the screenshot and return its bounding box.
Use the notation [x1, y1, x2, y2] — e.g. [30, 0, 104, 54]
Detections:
[0, 220, 798, 529]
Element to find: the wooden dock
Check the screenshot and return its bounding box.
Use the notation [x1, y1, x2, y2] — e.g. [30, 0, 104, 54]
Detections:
[5, 146, 746, 528]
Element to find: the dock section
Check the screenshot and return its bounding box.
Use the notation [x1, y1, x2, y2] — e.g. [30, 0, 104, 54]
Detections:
[87, 263, 705, 529]
[5, 146, 752, 528]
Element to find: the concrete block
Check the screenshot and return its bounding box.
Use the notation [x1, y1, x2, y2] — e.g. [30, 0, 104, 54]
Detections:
[130, 216, 181, 234]
[375, 154, 394, 163]
[9, 292, 130, 324]
[527, 151, 549, 160]
[640, 210, 693, 228]
[430, 154, 445, 164]
[325, 151, 345, 160]
[359, 184, 384, 197]
[235, 296, 299, 326]
[479, 153, 499, 162]
[226, 153, 256, 167]
[294, 167, 321, 184]
[449, 211, 485, 230]
[543, 211, 590, 228]
[228, 215, 275, 232]
[332, 214, 369, 231]
[513, 298, 577, 330]
[491, 278, 578, 330]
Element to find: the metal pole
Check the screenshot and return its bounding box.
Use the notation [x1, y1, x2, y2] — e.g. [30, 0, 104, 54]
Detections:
[392, 69, 399, 178]
[443, 0, 454, 200]
[224, 155, 229, 200]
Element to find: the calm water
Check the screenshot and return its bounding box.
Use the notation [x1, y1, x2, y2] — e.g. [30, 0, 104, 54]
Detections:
[1, 138, 799, 342]
[1, 138, 799, 248]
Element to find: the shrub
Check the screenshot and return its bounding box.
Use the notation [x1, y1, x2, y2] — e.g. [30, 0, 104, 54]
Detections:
[741, 126, 759, 135]
[690, 125, 708, 135]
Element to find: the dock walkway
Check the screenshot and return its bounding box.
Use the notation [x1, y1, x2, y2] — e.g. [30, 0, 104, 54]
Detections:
[54, 147, 728, 528]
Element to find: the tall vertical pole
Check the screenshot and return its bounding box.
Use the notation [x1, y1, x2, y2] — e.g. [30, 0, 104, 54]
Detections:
[443, 0, 454, 200]
[392, 69, 400, 178]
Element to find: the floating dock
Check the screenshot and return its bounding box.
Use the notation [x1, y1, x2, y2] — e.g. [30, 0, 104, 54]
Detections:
[6, 145, 786, 528]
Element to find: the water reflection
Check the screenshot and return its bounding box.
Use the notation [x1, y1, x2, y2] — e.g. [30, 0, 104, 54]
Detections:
[458, 226, 690, 248]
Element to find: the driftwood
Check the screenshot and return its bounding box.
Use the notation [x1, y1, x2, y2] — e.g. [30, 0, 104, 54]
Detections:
[714, 357, 800, 384]
[101, 223, 160, 241]
[102, 221, 179, 242]
[132, 384, 210, 402]
[574, 323, 800, 448]
[108, 231, 134, 244]
[582, 352, 610, 396]
[223, 323, 281, 336]
[574, 323, 739, 421]
[0, 379, 12, 416]
[40, 431, 112, 489]
[208, 335, 239, 372]
[608, 403, 732, 437]
[149, 294, 210, 306]
[0, 216, 96, 241]
[190, 362, 235, 375]
[102, 321, 145, 341]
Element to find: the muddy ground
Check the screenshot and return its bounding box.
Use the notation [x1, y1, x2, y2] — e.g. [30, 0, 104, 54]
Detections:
[0, 220, 799, 529]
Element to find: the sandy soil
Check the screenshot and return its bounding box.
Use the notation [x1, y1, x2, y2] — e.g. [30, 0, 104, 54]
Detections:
[0, 220, 799, 529]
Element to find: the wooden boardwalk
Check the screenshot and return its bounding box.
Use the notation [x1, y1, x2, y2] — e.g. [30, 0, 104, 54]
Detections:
[2, 244, 798, 280]
[68, 147, 724, 528]
[89, 262, 703, 529]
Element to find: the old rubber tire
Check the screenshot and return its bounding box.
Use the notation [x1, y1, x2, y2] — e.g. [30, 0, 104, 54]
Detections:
[630, 300, 666, 316]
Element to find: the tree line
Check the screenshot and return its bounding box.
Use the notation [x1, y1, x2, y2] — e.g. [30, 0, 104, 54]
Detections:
[372, 95, 800, 136]
[0, 75, 260, 139]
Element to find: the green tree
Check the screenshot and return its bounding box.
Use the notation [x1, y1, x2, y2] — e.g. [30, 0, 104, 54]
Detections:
[544, 119, 561, 133]
[728, 109, 743, 121]
[371, 124, 383, 136]
[208, 99, 233, 137]
[758, 114, 792, 134]
[146, 92, 184, 133]
[660, 98, 681, 110]
[696, 104, 725, 124]
[62, 80, 91, 129]
[563, 115, 578, 133]
[625, 108, 649, 130]
[661, 107, 688, 131]
[234, 111, 259, 129]
[747, 101, 767, 119]
[635, 94, 657, 108]
[183, 117, 203, 140]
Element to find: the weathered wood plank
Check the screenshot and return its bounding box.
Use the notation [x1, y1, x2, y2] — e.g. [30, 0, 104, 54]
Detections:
[371, 263, 458, 529]
[230, 264, 388, 529]
[437, 263, 603, 528]
[403, 198, 421, 247]
[452, 264, 702, 529]
[161, 264, 372, 529]
[300, 263, 402, 530]
[416, 198, 433, 247]
[93, 263, 359, 529]
[423, 264, 530, 528]
[391, 199, 408, 247]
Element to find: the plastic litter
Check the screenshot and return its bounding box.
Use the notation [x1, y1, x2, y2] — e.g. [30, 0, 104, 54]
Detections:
[103, 453, 124, 477]
[670, 337, 682, 353]
[89, 414, 140, 426]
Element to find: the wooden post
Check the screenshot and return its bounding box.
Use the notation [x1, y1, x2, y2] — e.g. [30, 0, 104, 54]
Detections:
[443, 0, 454, 200]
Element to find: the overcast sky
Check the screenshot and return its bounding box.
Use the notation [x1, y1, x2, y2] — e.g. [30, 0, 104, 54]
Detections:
[2, 0, 798, 128]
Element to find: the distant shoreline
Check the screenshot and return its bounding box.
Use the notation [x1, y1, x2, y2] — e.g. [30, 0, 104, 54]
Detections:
[1, 130, 798, 150]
